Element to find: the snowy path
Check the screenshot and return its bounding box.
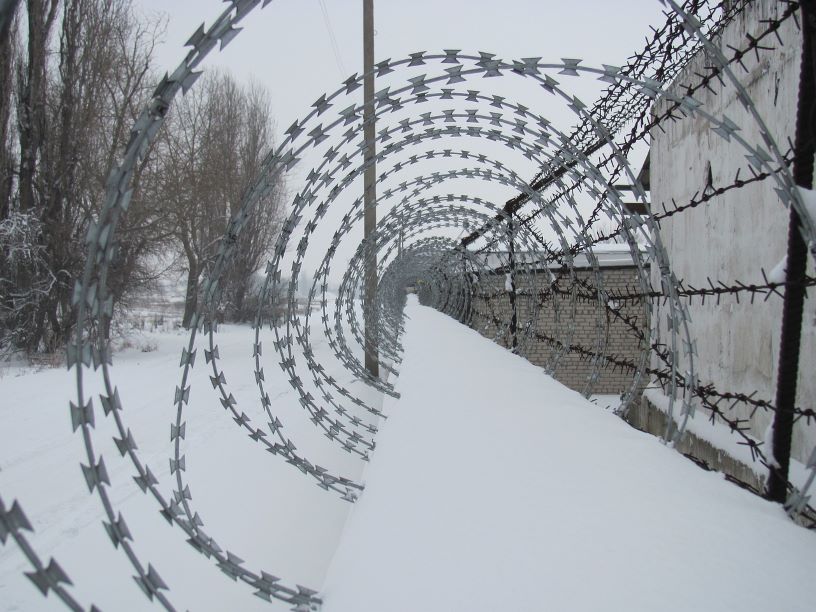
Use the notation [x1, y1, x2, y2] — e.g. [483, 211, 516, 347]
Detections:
[322, 299, 816, 612]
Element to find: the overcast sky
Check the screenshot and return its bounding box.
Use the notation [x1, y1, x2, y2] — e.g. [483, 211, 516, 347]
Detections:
[131, 0, 668, 280]
[135, 0, 667, 133]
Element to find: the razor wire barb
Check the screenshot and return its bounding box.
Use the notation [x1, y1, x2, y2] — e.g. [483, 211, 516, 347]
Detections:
[1, 0, 816, 611]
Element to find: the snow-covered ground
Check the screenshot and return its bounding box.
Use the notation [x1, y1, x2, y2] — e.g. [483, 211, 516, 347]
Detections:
[1, 297, 815, 611]
[642, 385, 813, 490]
[0, 317, 369, 611]
[322, 298, 816, 612]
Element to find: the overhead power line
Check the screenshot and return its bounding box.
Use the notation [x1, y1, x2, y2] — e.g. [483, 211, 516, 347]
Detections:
[319, 0, 347, 77]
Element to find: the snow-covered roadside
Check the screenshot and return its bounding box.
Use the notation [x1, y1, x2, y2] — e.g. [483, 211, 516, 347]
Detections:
[4, 297, 815, 611]
[0, 321, 369, 611]
[642, 385, 812, 490]
[322, 298, 816, 612]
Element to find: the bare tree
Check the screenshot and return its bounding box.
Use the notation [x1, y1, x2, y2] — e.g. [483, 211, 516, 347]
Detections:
[1, 3, 283, 354]
[17, 0, 59, 215]
[0, 0, 18, 219]
[159, 71, 284, 327]
[222, 81, 285, 322]
[0, 0, 166, 354]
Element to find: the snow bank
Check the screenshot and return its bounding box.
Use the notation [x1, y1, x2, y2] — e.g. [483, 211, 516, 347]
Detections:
[643, 385, 811, 490]
[322, 298, 816, 612]
[0, 325, 366, 611]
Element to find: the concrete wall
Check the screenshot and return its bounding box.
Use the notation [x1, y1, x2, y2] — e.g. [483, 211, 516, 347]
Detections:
[650, 0, 815, 461]
[470, 265, 648, 395]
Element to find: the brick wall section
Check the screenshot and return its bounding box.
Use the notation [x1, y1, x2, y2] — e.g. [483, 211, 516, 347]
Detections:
[468, 266, 648, 395]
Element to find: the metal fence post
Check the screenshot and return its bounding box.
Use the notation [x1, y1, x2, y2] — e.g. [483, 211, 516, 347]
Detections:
[766, 0, 815, 504]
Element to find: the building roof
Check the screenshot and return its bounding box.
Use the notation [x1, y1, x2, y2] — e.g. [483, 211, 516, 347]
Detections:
[480, 243, 644, 271]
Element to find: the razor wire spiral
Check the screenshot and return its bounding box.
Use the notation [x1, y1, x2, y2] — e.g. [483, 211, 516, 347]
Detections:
[2, 0, 816, 610]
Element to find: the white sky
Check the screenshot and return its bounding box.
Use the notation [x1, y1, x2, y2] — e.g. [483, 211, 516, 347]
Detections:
[135, 0, 667, 133]
[132, 0, 668, 281]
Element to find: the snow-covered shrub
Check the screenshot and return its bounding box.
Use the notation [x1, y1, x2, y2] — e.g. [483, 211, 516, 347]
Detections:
[0, 212, 55, 355]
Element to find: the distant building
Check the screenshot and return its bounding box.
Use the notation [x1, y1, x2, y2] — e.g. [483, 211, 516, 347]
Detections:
[470, 245, 648, 396]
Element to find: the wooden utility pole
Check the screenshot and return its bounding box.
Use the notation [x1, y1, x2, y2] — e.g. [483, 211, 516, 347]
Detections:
[363, 0, 379, 378]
